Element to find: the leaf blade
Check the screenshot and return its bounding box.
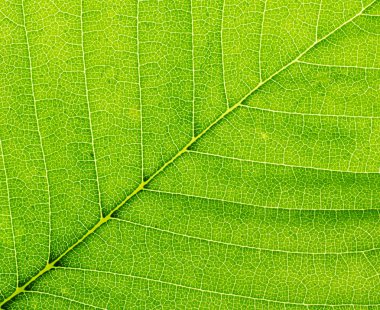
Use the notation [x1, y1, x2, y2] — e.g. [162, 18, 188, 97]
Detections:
[1, 0, 380, 308]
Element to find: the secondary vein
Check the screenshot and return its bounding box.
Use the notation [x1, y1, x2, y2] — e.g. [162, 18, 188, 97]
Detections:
[137, 0, 144, 181]
[21, 0, 52, 263]
[220, 0, 229, 108]
[0, 141, 18, 284]
[190, 0, 196, 137]
[80, 0, 103, 218]
[53, 266, 380, 307]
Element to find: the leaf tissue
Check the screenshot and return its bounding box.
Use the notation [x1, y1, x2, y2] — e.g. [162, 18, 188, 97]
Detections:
[1, 0, 380, 308]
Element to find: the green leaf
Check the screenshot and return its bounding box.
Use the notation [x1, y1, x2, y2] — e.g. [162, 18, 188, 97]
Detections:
[1, 0, 380, 308]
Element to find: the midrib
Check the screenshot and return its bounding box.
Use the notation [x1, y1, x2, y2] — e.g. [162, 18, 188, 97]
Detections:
[0, 1, 376, 307]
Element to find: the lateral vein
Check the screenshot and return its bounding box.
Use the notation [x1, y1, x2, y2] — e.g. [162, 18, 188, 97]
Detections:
[21, 0, 52, 263]
[0, 141, 18, 284]
[54, 266, 380, 307]
[80, 0, 103, 217]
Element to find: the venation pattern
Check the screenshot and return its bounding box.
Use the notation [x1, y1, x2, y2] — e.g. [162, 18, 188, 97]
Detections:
[1, 0, 380, 309]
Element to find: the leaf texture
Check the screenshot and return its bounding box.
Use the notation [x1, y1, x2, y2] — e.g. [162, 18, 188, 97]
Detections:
[1, 0, 380, 308]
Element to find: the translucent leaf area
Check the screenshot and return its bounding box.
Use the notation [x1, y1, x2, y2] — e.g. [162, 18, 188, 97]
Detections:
[1, 0, 380, 308]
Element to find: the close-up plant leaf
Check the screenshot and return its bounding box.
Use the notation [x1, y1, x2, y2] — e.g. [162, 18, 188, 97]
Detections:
[1, 0, 380, 308]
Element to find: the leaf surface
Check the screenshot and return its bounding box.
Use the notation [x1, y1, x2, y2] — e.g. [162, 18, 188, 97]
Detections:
[1, 0, 380, 308]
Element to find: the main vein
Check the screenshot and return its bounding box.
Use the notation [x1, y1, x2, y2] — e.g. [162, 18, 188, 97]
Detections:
[0, 1, 376, 307]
